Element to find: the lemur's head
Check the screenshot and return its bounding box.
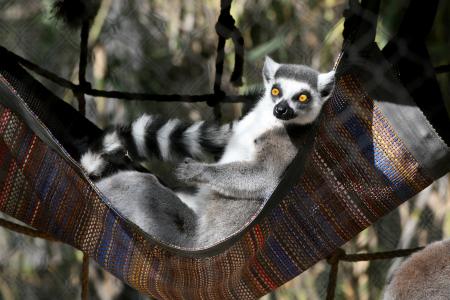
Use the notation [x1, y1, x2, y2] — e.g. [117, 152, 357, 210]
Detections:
[263, 56, 335, 125]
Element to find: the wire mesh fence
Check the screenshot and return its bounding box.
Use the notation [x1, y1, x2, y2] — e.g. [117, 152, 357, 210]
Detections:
[0, 0, 448, 299]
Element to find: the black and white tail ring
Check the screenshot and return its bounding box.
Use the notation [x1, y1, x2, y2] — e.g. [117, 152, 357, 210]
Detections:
[80, 114, 233, 179]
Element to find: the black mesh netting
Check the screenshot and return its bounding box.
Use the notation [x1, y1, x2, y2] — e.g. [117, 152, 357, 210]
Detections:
[0, 0, 448, 299]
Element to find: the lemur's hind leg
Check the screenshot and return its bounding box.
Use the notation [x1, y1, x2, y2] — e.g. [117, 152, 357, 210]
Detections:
[97, 171, 197, 246]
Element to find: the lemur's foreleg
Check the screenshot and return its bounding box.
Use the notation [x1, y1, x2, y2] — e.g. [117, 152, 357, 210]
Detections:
[176, 159, 276, 200]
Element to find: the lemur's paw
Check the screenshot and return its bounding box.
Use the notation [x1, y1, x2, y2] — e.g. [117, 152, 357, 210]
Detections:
[175, 158, 206, 184]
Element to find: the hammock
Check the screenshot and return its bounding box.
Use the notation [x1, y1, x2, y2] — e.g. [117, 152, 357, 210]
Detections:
[0, 1, 448, 299]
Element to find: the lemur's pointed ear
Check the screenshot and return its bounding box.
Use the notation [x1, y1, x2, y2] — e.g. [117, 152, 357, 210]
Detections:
[263, 56, 280, 83]
[318, 71, 335, 100]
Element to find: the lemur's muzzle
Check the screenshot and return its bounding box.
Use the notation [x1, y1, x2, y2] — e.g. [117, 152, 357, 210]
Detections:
[273, 101, 295, 120]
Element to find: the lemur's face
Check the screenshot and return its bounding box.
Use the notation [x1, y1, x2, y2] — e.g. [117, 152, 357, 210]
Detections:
[263, 56, 335, 125]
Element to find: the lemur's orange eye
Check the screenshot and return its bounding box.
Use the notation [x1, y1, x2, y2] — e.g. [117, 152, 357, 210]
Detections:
[271, 88, 280, 96]
[298, 94, 309, 103]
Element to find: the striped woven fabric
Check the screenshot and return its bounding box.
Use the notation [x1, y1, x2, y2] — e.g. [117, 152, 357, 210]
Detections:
[0, 53, 446, 299]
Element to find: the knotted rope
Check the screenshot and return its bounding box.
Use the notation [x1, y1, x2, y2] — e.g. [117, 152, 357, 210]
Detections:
[210, 0, 245, 119]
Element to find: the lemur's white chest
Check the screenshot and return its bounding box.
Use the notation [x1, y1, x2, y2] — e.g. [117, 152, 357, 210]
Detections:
[219, 97, 281, 164]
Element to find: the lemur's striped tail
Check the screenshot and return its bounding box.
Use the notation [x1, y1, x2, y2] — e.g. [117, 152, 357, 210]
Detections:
[80, 114, 233, 179]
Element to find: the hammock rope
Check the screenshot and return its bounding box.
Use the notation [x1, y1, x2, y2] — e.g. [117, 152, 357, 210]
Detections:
[81, 250, 90, 300]
[0, 46, 251, 104]
[0, 218, 57, 241]
[212, 0, 245, 119]
[75, 20, 91, 116]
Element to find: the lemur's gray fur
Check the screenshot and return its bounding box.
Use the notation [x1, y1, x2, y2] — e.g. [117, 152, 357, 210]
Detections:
[383, 239, 450, 300]
[97, 172, 197, 246]
[82, 57, 335, 247]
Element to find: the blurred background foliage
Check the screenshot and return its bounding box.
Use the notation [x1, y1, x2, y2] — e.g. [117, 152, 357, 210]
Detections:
[0, 0, 448, 299]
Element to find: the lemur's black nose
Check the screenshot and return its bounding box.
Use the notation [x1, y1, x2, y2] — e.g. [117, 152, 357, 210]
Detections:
[273, 101, 294, 120]
[275, 105, 287, 115]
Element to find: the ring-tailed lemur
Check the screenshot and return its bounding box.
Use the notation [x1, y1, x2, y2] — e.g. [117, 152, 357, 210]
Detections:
[80, 57, 335, 247]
